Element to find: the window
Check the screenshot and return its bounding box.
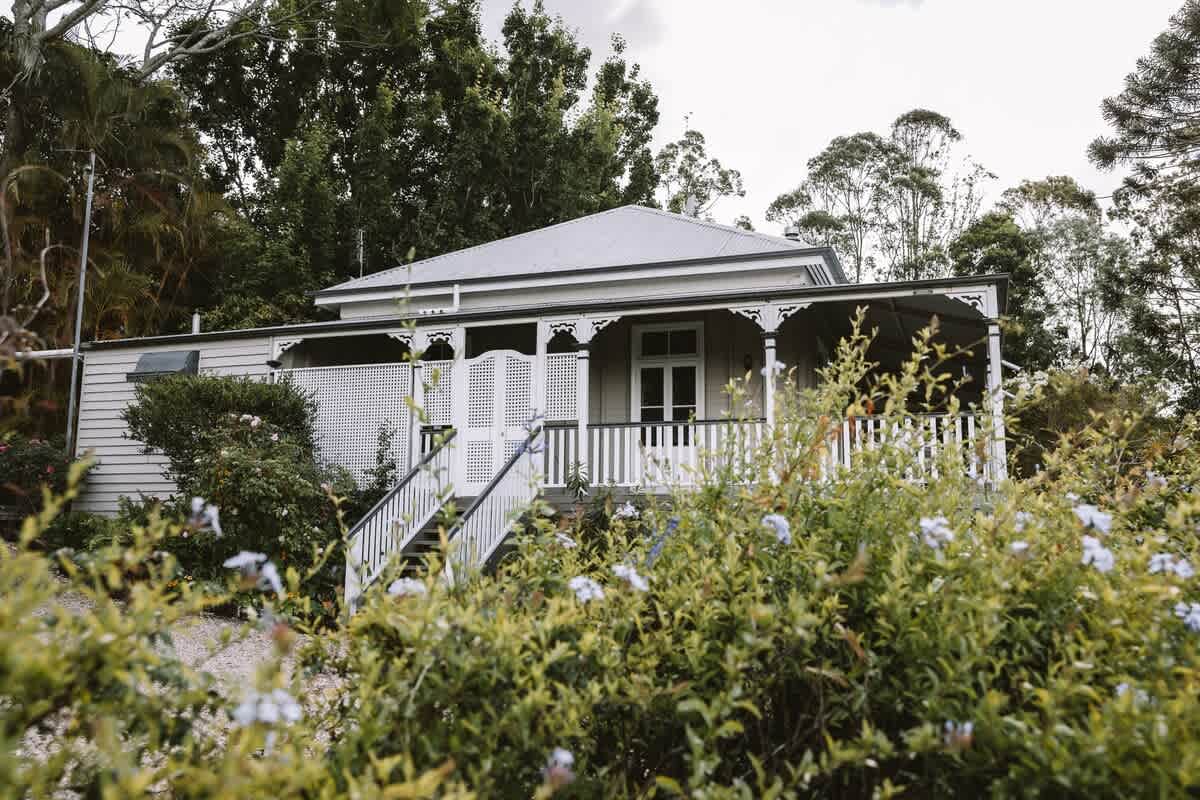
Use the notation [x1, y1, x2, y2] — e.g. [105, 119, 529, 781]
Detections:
[631, 323, 704, 440]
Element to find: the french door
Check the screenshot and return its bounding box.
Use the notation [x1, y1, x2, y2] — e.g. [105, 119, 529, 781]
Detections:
[631, 323, 704, 447]
[458, 350, 535, 495]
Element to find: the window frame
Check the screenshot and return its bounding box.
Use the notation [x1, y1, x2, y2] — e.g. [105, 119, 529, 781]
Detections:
[630, 321, 705, 423]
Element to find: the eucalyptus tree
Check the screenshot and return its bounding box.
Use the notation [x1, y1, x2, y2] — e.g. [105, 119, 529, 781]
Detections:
[766, 132, 888, 282]
[654, 128, 744, 219]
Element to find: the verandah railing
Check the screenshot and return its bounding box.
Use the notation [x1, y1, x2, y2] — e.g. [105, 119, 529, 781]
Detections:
[543, 412, 993, 489]
[344, 429, 456, 610]
[445, 426, 543, 581]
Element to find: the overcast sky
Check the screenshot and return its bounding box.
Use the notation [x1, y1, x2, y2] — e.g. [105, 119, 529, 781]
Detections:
[481, 0, 1182, 234]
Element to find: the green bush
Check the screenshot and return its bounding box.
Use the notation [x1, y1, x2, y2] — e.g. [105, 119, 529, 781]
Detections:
[6, 321, 1200, 797]
[0, 433, 71, 517]
[123, 373, 317, 488]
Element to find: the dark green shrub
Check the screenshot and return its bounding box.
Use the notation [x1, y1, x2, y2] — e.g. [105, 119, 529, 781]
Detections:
[0, 433, 71, 517]
[39, 510, 122, 551]
[123, 374, 316, 487]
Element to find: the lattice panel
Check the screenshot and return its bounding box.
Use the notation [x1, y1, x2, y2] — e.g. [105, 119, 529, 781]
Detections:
[545, 353, 577, 421]
[467, 441, 494, 485]
[502, 439, 522, 464]
[283, 364, 411, 485]
[420, 360, 454, 426]
[504, 356, 533, 425]
[468, 359, 496, 427]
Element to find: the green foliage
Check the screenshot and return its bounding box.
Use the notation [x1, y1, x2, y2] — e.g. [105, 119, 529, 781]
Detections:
[655, 128, 745, 219]
[8, 326, 1200, 796]
[0, 433, 70, 515]
[123, 374, 316, 488]
[1008, 366, 1170, 479]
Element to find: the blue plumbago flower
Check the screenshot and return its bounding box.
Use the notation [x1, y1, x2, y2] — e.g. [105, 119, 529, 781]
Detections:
[568, 576, 604, 603]
[613, 501, 640, 520]
[523, 412, 546, 433]
[612, 564, 650, 592]
[224, 551, 267, 570]
[1149, 553, 1194, 579]
[1115, 683, 1150, 706]
[762, 513, 792, 545]
[1174, 601, 1200, 632]
[258, 562, 284, 596]
[943, 720, 974, 750]
[387, 578, 427, 598]
[1081, 536, 1115, 574]
[760, 360, 786, 377]
[1014, 511, 1033, 533]
[1073, 504, 1113, 534]
[543, 747, 576, 790]
[189, 496, 222, 537]
[224, 551, 284, 595]
[917, 516, 954, 549]
[1010, 540, 1031, 557]
[1146, 470, 1168, 490]
[554, 532, 577, 549]
[233, 688, 302, 727]
[644, 517, 680, 568]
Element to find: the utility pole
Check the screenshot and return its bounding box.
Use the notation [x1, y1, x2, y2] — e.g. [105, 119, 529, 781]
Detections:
[64, 150, 96, 459]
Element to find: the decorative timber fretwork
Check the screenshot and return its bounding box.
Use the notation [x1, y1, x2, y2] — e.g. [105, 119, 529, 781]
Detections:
[386, 331, 414, 348]
[943, 288, 996, 319]
[540, 316, 619, 345]
[730, 301, 813, 333]
[414, 327, 463, 356]
[272, 338, 304, 360]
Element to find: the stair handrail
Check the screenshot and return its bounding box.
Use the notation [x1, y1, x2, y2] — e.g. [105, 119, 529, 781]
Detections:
[444, 425, 542, 580]
[345, 428, 457, 608]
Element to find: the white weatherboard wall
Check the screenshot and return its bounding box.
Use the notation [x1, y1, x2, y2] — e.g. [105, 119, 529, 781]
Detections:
[74, 337, 272, 515]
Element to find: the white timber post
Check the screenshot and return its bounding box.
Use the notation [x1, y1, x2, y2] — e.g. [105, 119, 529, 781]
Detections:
[986, 320, 1008, 482]
[730, 302, 810, 429]
[534, 319, 549, 421]
[576, 342, 591, 474]
[763, 331, 778, 428]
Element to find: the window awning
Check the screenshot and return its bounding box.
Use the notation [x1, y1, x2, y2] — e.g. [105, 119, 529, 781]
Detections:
[125, 350, 199, 382]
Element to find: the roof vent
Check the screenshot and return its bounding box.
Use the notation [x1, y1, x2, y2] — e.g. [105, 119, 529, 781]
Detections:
[784, 224, 801, 240]
[126, 350, 200, 383]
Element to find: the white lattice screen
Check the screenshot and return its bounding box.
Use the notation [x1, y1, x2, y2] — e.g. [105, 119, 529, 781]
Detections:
[467, 441, 494, 484]
[282, 364, 412, 484]
[504, 356, 533, 425]
[468, 359, 496, 427]
[420, 360, 454, 426]
[545, 353, 577, 421]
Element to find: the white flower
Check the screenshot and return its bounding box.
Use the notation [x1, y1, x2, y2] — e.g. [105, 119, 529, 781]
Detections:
[917, 515, 954, 549]
[240, 414, 252, 422]
[1174, 601, 1200, 632]
[762, 513, 792, 545]
[943, 720, 974, 749]
[760, 360, 786, 377]
[1014, 511, 1033, 533]
[1081, 536, 1115, 573]
[189, 496, 222, 537]
[612, 564, 650, 592]
[1116, 682, 1150, 706]
[1010, 540, 1030, 557]
[614, 502, 640, 520]
[568, 576, 604, 604]
[224, 551, 267, 570]
[271, 433, 280, 442]
[259, 562, 283, 595]
[543, 747, 576, 789]
[233, 688, 302, 727]
[1146, 471, 1168, 490]
[554, 532, 578, 549]
[1175, 560, 1196, 579]
[250, 416, 262, 429]
[1073, 504, 1113, 534]
[387, 578, 427, 598]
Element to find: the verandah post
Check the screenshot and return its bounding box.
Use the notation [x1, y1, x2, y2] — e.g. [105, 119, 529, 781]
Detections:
[986, 321, 1008, 482]
[576, 342, 590, 476]
[763, 331, 778, 428]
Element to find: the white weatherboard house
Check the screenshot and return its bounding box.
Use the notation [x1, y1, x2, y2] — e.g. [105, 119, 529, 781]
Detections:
[73, 205, 1008, 602]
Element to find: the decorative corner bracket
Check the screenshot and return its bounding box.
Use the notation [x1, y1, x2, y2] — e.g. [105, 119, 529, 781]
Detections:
[730, 301, 813, 333]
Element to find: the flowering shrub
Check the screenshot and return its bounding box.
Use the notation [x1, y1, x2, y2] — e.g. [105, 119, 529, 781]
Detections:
[0, 433, 71, 516]
[6, 320, 1200, 796]
[123, 373, 317, 489]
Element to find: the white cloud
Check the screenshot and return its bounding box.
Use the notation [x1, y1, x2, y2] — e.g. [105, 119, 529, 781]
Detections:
[482, 0, 1182, 233]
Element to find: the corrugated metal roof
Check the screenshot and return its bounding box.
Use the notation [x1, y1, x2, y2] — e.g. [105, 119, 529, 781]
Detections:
[321, 205, 842, 294]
